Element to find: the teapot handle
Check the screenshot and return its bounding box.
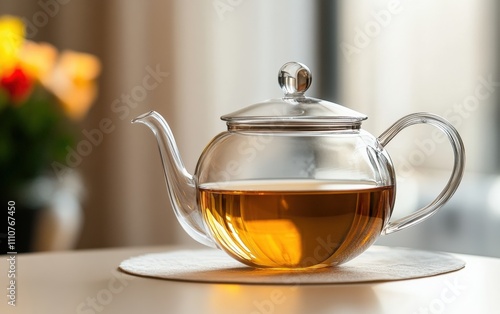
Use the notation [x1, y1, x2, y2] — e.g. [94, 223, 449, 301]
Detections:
[377, 112, 465, 235]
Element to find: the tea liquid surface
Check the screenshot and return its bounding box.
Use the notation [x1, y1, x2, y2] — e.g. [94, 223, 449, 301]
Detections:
[199, 180, 394, 268]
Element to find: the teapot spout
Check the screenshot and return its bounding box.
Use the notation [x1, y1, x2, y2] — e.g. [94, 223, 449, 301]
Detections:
[132, 111, 215, 248]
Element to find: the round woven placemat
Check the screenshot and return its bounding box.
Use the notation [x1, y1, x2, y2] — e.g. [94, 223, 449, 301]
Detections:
[119, 246, 464, 285]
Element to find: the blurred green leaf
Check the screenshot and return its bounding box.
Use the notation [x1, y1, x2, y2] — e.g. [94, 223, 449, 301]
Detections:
[0, 85, 77, 195]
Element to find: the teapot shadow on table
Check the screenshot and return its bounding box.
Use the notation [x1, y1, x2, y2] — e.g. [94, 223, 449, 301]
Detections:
[133, 62, 465, 270]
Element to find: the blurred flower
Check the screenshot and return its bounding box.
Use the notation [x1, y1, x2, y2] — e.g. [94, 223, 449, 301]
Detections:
[44, 50, 101, 120]
[0, 66, 32, 103]
[0, 15, 101, 195]
[18, 40, 58, 84]
[0, 15, 25, 72]
[0, 15, 101, 118]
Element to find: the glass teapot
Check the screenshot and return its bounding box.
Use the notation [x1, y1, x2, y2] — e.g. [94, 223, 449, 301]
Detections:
[133, 62, 465, 269]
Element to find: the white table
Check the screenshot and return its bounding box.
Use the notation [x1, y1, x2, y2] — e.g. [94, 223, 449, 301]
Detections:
[1, 245, 499, 313]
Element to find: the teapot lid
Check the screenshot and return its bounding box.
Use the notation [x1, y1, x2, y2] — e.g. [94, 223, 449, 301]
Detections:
[221, 62, 367, 129]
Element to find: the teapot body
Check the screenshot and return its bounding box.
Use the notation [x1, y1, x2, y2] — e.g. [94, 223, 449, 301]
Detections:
[195, 128, 396, 268]
[133, 62, 464, 270]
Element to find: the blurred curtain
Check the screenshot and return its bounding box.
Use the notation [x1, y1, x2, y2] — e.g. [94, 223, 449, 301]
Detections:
[337, 0, 499, 174]
[1, 0, 318, 248]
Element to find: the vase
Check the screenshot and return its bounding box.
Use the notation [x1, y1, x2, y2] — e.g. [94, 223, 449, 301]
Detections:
[2, 172, 84, 253]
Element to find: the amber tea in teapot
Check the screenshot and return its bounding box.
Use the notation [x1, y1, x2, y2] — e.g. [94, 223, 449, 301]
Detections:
[200, 180, 394, 268]
[133, 62, 465, 269]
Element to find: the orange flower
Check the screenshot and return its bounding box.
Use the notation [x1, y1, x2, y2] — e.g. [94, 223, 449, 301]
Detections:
[18, 40, 58, 84]
[44, 50, 101, 120]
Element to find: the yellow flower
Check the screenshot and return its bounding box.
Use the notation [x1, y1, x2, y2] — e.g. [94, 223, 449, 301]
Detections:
[44, 50, 101, 120]
[0, 16, 25, 72]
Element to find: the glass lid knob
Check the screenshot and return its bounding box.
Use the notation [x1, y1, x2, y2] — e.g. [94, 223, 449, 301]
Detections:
[278, 62, 312, 97]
